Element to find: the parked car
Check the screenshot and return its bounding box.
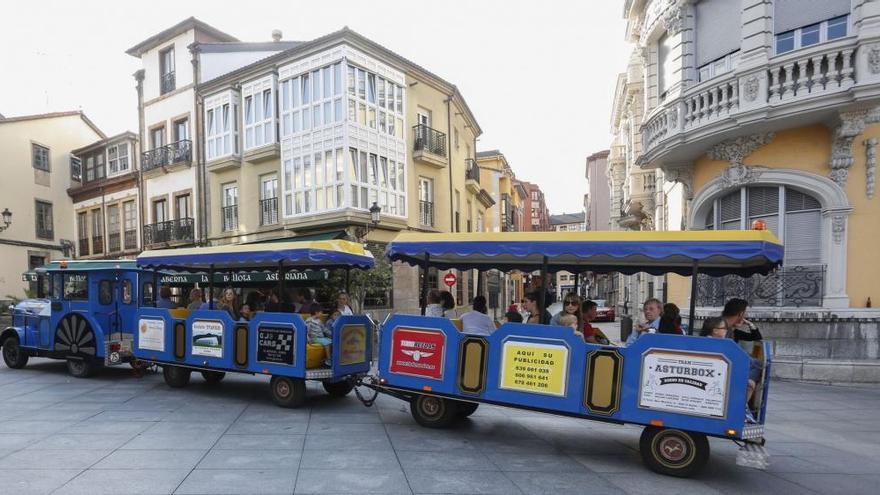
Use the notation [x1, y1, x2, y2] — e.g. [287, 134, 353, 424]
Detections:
[592, 299, 616, 322]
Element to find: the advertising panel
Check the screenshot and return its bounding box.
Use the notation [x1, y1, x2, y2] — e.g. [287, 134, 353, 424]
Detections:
[339, 324, 367, 366]
[639, 350, 730, 418]
[137, 318, 165, 351]
[191, 319, 224, 358]
[257, 326, 295, 365]
[499, 340, 569, 397]
[389, 327, 445, 379]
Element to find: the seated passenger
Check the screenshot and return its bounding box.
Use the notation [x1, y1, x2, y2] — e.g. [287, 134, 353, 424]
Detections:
[425, 289, 444, 317]
[460, 296, 496, 335]
[335, 291, 354, 316]
[504, 310, 524, 323]
[187, 288, 203, 311]
[239, 304, 255, 321]
[523, 290, 552, 325]
[722, 298, 763, 343]
[306, 306, 332, 366]
[659, 303, 683, 335]
[625, 298, 662, 345]
[580, 300, 610, 345]
[550, 293, 582, 327]
[701, 317, 761, 423]
[156, 286, 176, 309]
[217, 288, 240, 320]
[199, 289, 221, 310]
[440, 290, 456, 316]
[559, 313, 581, 337]
[297, 288, 322, 314]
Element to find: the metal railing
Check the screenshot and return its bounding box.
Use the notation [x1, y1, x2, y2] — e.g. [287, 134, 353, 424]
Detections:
[222, 205, 239, 232]
[413, 124, 447, 157]
[419, 200, 434, 227]
[160, 71, 176, 95]
[142, 140, 192, 172]
[465, 159, 480, 183]
[124, 229, 137, 250]
[143, 218, 195, 246]
[78, 238, 89, 256]
[92, 236, 104, 255]
[108, 232, 121, 252]
[696, 265, 826, 308]
[259, 197, 278, 226]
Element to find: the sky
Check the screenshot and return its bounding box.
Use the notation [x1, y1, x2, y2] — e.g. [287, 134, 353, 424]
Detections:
[0, 0, 631, 214]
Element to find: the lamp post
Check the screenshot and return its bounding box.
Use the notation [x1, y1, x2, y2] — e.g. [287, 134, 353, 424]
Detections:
[0, 208, 12, 233]
[369, 202, 381, 226]
[355, 202, 382, 244]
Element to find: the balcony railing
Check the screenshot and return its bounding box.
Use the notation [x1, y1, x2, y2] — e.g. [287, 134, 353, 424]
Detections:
[108, 232, 121, 252]
[259, 197, 278, 226]
[124, 229, 137, 250]
[160, 71, 176, 95]
[143, 218, 194, 247]
[142, 140, 192, 172]
[413, 124, 447, 157]
[696, 265, 825, 308]
[78, 238, 89, 256]
[465, 159, 480, 183]
[222, 205, 239, 232]
[419, 200, 434, 227]
[92, 236, 104, 255]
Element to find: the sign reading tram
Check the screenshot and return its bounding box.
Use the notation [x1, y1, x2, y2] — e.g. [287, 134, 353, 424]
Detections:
[639, 350, 730, 418]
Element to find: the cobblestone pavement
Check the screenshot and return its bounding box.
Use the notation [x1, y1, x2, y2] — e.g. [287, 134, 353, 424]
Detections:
[1, 358, 879, 494]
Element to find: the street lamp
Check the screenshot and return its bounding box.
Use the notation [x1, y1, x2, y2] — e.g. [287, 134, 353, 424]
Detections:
[369, 202, 381, 226]
[0, 208, 11, 233]
[355, 203, 382, 243]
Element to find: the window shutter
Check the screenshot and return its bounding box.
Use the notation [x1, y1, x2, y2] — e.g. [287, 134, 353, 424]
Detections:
[718, 190, 741, 229]
[784, 210, 822, 266]
[748, 187, 779, 217]
[695, 0, 742, 67]
[774, 0, 850, 33]
[657, 33, 677, 97]
[70, 156, 82, 182]
[786, 189, 821, 212]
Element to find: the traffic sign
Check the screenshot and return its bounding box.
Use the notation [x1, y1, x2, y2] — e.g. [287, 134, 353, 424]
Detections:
[443, 272, 457, 287]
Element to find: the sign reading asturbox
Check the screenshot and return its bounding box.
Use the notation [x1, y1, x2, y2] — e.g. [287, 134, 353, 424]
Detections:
[499, 340, 569, 397]
[191, 320, 224, 358]
[257, 326, 295, 365]
[389, 328, 445, 379]
[639, 350, 730, 418]
[138, 318, 165, 351]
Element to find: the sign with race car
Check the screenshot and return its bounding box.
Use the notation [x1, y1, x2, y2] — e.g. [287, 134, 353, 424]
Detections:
[339, 324, 367, 366]
[257, 326, 295, 365]
[191, 319, 224, 358]
[389, 327, 445, 379]
[499, 340, 569, 397]
[639, 350, 729, 418]
[137, 318, 165, 351]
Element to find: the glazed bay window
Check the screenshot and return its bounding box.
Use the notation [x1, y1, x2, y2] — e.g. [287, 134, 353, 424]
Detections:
[347, 64, 404, 139]
[283, 148, 345, 215]
[279, 62, 343, 136]
[107, 142, 129, 175]
[205, 97, 238, 161]
[348, 148, 406, 216]
[244, 82, 275, 149]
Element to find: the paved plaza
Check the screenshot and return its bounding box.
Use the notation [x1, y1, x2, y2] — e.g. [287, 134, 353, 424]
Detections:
[1, 354, 879, 495]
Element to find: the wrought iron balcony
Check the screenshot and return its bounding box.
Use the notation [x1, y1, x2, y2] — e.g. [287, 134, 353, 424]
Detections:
[419, 200, 434, 227]
[108, 232, 121, 253]
[465, 159, 480, 183]
[413, 124, 447, 157]
[142, 140, 192, 172]
[160, 71, 176, 95]
[124, 229, 137, 250]
[222, 205, 239, 232]
[696, 264, 825, 308]
[143, 218, 194, 247]
[78, 238, 89, 257]
[259, 197, 278, 226]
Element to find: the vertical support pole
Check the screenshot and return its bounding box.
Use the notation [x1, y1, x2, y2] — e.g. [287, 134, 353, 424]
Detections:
[538, 256, 548, 323]
[277, 260, 284, 302]
[574, 272, 580, 298]
[208, 263, 215, 310]
[420, 253, 430, 316]
[152, 269, 158, 308]
[688, 261, 699, 335]
[345, 267, 351, 294]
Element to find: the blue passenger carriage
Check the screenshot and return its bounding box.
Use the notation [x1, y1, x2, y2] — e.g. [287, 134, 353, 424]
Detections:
[369, 231, 781, 477]
[2, 260, 156, 377]
[132, 240, 375, 407]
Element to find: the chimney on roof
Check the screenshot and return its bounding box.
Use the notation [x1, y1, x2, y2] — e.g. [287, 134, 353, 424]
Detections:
[272, 29, 282, 42]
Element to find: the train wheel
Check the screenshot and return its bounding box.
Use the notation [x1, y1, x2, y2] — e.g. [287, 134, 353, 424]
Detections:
[55, 313, 98, 378]
[67, 358, 97, 378]
[270, 376, 306, 408]
[1, 335, 29, 369]
[322, 379, 354, 397]
[639, 426, 709, 477]
[410, 395, 459, 428]
[201, 370, 226, 384]
[163, 365, 191, 388]
[456, 401, 479, 418]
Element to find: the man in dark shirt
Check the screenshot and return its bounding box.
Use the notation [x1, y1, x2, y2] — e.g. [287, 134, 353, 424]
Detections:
[721, 298, 763, 342]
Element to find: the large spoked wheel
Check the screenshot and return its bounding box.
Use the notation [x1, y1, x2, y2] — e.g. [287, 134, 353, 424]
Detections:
[322, 379, 354, 397]
[410, 394, 460, 428]
[55, 313, 99, 377]
[270, 375, 306, 408]
[201, 370, 226, 384]
[456, 401, 479, 418]
[163, 365, 192, 388]
[2, 335, 29, 369]
[639, 426, 709, 477]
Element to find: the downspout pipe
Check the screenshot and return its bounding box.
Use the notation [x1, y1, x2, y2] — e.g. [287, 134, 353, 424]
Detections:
[445, 95, 454, 232]
[190, 44, 207, 246]
[134, 70, 146, 252]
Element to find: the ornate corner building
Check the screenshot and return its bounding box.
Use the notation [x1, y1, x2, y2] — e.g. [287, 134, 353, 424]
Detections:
[611, 0, 880, 381]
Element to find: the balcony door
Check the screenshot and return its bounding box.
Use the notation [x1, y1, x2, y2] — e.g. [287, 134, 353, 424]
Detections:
[151, 127, 165, 150]
[260, 176, 278, 225]
[153, 199, 167, 224]
[174, 119, 189, 142]
[222, 184, 239, 231]
[175, 194, 191, 221]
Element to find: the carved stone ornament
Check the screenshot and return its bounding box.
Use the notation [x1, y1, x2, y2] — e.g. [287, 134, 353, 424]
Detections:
[866, 138, 878, 199]
[829, 110, 869, 187]
[869, 45, 880, 75]
[832, 216, 846, 244]
[743, 76, 760, 102]
[708, 133, 775, 167]
[661, 6, 685, 35]
[669, 107, 678, 129]
[719, 165, 769, 189]
[662, 164, 694, 199]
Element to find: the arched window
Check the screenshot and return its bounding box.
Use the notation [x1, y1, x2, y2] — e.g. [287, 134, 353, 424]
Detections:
[703, 186, 821, 267]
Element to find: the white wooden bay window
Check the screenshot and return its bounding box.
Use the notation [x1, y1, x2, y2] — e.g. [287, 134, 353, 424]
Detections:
[107, 142, 130, 175]
[205, 92, 239, 161]
[243, 77, 276, 150]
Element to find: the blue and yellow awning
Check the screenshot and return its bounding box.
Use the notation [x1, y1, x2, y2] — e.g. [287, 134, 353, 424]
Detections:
[137, 240, 374, 272]
[386, 231, 783, 276]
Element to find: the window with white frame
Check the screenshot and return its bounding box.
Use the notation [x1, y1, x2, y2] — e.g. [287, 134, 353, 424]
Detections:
[698, 51, 740, 82]
[348, 148, 406, 216]
[775, 15, 849, 55]
[283, 148, 345, 216]
[222, 183, 239, 232]
[347, 64, 405, 139]
[205, 97, 238, 161]
[279, 62, 343, 136]
[244, 81, 275, 149]
[107, 142, 130, 175]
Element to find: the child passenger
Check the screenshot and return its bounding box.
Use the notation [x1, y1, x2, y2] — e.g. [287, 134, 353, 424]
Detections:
[559, 313, 582, 338]
[306, 307, 332, 366]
